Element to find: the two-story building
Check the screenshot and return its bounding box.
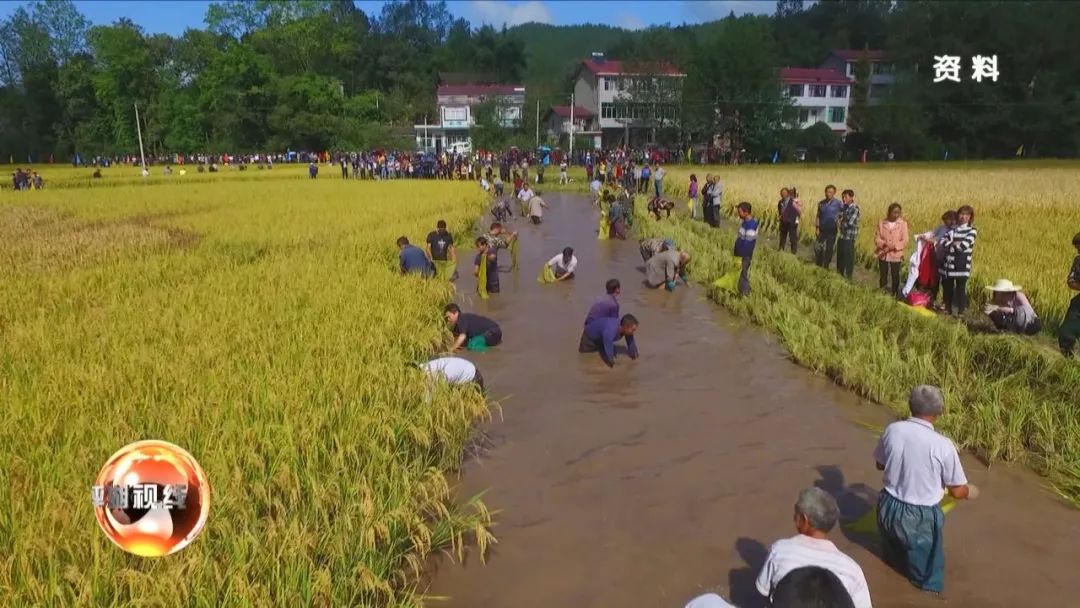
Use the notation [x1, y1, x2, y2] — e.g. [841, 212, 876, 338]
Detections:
[780, 67, 852, 133]
[819, 49, 895, 104]
[414, 83, 526, 154]
[543, 105, 600, 149]
[571, 53, 685, 148]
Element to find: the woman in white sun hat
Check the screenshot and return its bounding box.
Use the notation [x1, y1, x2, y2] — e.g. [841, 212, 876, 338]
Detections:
[984, 278, 1041, 335]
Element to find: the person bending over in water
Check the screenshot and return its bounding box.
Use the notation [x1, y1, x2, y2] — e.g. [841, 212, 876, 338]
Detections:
[545, 247, 578, 281]
[645, 247, 691, 291]
[579, 314, 639, 368]
[444, 303, 502, 352]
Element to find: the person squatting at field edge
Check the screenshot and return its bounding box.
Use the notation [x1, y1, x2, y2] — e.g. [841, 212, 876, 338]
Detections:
[983, 278, 1041, 335]
[444, 304, 502, 353]
[1058, 232, 1080, 357]
[579, 313, 639, 368]
[545, 247, 577, 281]
[874, 385, 979, 593]
[734, 202, 758, 297]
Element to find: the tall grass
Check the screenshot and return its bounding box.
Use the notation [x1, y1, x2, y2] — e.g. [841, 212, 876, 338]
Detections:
[0, 177, 493, 606]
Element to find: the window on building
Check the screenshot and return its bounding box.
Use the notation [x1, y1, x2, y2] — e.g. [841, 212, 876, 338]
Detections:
[602, 78, 610, 91]
[798, 109, 810, 123]
[846, 63, 854, 76]
[601, 103, 614, 119]
[787, 84, 804, 97]
[831, 85, 847, 98]
[810, 85, 827, 97]
[829, 107, 846, 123]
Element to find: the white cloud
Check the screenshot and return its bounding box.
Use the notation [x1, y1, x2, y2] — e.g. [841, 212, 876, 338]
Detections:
[684, 0, 777, 22]
[468, 0, 554, 27]
[617, 12, 647, 31]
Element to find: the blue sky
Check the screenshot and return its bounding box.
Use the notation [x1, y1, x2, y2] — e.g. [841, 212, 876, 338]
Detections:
[0, 1, 777, 35]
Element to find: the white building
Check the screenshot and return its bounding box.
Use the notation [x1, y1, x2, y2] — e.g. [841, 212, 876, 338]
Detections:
[571, 53, 685, 148]
[820, 49, 895, 104]
[544, 105, 601, 149]
[780, 67, 852, 133]
[414, 83, 526, 154]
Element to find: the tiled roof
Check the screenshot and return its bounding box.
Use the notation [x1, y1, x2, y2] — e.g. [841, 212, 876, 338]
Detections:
[581, 59, 684, 76]
[780, 67, 852, 85]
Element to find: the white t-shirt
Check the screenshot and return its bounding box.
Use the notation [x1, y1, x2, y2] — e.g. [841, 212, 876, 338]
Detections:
[874, 417, 967, 506]
[684, 593, 735, 608]
[420, 357, 476, 384]
[560, 162, 567, 171]
[547, 254, 578, 274]
[590, 179, 601, 194]
[519, 188, 534, 202]
[654, 166, 665, 181]
[755, 535, 873, 608]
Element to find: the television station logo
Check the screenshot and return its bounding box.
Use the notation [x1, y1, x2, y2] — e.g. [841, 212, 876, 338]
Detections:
[91, 440, 211, 557]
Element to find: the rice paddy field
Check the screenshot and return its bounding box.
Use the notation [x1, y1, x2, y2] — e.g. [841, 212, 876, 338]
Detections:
[0, 166, 492, 606]
[630, 161, 1080, 504]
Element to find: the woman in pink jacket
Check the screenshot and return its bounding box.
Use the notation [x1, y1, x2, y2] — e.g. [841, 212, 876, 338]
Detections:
[875, 203, 909, 298]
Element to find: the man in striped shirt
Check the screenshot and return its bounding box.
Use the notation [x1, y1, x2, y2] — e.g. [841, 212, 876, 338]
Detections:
[756, 487, 872, 608]
[836, 189, 861, 279]
[734, 202, 758, 296]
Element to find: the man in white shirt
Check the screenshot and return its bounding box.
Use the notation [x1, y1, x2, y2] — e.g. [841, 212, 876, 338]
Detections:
[420, 356, 484, 391]
[518, 184, 535, 215]
[756, 487, 872, 608]
[874, 385, 978, 594]
[559, 160, 569, 184]
[545, 247, 577, 281]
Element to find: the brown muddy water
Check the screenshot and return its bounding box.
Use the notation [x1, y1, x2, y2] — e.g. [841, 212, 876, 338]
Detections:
[429, 192, 1080, 608]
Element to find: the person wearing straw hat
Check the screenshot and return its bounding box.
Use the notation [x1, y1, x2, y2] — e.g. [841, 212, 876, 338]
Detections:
[984, 278, 1041, 335]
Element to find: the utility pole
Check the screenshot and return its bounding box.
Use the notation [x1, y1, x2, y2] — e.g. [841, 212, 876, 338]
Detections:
[568, 93, 574, 162]
[134, 102, 147, 176]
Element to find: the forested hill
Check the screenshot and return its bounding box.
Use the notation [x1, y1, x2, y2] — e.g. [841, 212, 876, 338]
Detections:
[504, 23, 627, 98]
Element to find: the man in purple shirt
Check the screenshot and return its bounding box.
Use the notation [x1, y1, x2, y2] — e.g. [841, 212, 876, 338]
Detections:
[584, 278, 621, 326]
[579, 314, 639, 368]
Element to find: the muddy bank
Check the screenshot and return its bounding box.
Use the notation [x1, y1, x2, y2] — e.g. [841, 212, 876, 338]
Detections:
[430, 192, 1080, 608]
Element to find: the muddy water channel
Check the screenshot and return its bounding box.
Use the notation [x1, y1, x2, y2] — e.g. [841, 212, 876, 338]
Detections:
[429, 193, 1080, 608]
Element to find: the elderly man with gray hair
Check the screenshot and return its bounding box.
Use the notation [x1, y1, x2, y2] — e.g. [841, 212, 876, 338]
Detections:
[755, 487, 872, 608]
[874, 385, 979, 594]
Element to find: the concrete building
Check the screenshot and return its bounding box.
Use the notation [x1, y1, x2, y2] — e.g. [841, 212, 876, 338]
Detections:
[571, 53, 685, 148]
[820, 49, 895, 104]
[544, 105, 600, 149]
[414, 83, 526, 154]
[780, 67, 852, 133]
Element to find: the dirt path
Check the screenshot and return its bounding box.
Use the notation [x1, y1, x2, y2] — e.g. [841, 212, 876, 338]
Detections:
[429, 192, 1080, 608]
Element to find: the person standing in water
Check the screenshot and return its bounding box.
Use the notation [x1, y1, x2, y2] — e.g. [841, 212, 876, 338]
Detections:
[585, 279, 621, 326]
[425, 220, 457, 279]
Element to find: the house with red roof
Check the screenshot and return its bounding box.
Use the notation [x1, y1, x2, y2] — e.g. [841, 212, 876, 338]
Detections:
[572, 52, 686, 148]
[820, 49, 896, 103]
[780, 67, 853, 133]
[414, 83, 526, 154]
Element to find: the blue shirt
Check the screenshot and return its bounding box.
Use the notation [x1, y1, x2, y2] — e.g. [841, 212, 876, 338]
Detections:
[583, 317, 638, 367]
[584, 294, 619, 326]
[735, 217, 759, 258]
[817, 198, 843, 231]
[399, 245, 433, 276]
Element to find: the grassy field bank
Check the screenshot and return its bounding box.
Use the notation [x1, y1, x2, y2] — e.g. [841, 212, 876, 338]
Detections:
[627, 179, 1080, 504]
[0, 176, 491, 606]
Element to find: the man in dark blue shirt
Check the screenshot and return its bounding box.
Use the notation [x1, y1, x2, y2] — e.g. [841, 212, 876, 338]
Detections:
[579, 314, 639, 368]
[584, 279, 621, 326]
[815, 184, 843, 268]
[397, 237, 434, 277]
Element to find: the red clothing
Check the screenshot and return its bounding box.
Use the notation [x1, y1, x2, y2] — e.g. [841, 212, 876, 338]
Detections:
[916, 242, 939, 289]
